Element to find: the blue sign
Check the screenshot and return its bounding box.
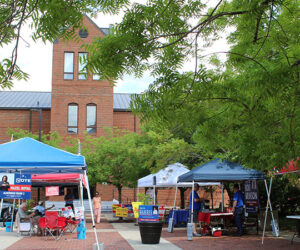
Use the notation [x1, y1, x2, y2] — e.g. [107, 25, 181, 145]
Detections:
[244, 180, 259, 213]
[0, 173, 31, 199]
[138, 205, 159, 222]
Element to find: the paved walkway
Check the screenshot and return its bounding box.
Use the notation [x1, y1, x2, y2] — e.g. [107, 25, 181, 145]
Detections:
[1, 214, 299, 249]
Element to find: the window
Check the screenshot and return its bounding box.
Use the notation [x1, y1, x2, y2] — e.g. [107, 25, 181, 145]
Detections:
[68, 103, 78, 134]
[78, 52, 88, 80]
[93, 73, 101, 80]
[86, 104, 96, 134]
[64, 52, 74, 79]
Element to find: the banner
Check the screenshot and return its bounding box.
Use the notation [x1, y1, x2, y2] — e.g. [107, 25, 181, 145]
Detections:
[116, 207, 129, 217]
[132, 202, 143, 219]
[74, 207, 85, 220]
[0, 173, 31, 199]
[244, 180, 259, 213]
[46, 186, 59, 196]
[138, 205, 159, 222]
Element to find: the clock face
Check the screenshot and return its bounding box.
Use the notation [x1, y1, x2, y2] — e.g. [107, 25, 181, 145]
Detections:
[79, 29, 88, 38]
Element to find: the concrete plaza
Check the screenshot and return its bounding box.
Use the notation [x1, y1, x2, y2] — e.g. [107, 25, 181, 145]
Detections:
[1, 213, 299, 250]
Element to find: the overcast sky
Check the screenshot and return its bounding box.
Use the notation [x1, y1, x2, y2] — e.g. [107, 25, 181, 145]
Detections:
[4, 1, 229, 93]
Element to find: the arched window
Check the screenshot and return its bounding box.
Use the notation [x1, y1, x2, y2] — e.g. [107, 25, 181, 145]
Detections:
[68, 103, 78, 134]
[86, 103, 97, 134]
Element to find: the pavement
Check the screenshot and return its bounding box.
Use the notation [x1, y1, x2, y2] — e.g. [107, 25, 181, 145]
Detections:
[0, 213, 299, 249]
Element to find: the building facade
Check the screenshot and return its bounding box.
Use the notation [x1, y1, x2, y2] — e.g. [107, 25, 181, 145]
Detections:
[0, 16, 139, 144]
[0, 16, 226, 207]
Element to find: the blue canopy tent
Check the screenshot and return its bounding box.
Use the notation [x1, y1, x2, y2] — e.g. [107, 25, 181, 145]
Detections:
[0, 137, 85, 173]
[178, 158, 265, 182]
[178, 159, 266, 241]
[0, 138, 100, 249]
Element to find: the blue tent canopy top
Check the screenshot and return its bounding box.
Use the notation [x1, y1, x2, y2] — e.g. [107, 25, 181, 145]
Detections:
[0, 137, 85, 174]
[178, 158, 264, 182]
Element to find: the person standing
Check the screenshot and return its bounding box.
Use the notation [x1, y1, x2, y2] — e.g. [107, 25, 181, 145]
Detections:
[233, 184, 244, 236]
[64, 189, 75, 211]
[189, 184, 203, 237]
[93, 192, 102, 223]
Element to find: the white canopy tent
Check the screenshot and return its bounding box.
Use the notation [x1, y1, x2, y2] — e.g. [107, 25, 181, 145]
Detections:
[138, 163, 219, 188]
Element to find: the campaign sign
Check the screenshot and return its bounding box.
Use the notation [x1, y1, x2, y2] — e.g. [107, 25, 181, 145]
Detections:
[244, 180, 259, 213]
[46, 186, 59, 196]
[0, 173, 31, 199]
[138, 205, 159, 222]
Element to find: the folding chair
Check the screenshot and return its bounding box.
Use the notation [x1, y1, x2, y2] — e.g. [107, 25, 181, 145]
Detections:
[55, 216, 67, 239]
[19, 218, 33, 237]
[45, 211, 59, 240]
[65, 218, 79, 233]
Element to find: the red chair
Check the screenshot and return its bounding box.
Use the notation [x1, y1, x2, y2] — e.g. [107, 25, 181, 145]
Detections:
[57, 217, 67, 239]
[45, 211, 59, 240]
[65, 218, 79, 233]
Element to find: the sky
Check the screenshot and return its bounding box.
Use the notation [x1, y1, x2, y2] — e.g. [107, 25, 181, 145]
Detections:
[3, 1, 229, 94]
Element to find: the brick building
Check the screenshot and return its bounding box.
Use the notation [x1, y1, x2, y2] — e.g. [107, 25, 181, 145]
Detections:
[0, 16, 227, 207]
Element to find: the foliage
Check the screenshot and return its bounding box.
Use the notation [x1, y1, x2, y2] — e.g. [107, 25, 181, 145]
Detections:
[0, 0, 130, 88]
[137, 193, 151, 205]
[87, 0, 299, 171]
[258, 176, 300, 216]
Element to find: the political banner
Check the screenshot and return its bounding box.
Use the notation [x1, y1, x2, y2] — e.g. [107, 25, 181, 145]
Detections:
[0, 173, 31, 199]
[244, 180, 259, 213]
[138, 205, 159, 222]
[46, 186, 59, 196]
[132, 202, 143, 218]
[116, 207, 129, 217]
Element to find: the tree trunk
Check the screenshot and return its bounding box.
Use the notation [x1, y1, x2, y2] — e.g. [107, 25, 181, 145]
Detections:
[179, 187, 187, 209]
[224, 183, 233, 206]
[117, 186, 122, 204]
[210, 187, 214, 209]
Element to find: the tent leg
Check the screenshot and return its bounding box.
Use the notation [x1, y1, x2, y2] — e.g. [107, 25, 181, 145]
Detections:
[262, 177, 272, 244]
[84, 170, 100, 250]
[153, 185, 156, 205]
[187, 181, 194, 241]
[11, 199, 15, 232]
[0, 199, 3, 220]
[79, 180, 84, 220]
[221, 182, 224, 212]
[168, 186, 178, 233]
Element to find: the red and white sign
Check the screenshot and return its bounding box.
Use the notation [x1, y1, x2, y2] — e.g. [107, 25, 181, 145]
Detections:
[46, 186, 59, 196]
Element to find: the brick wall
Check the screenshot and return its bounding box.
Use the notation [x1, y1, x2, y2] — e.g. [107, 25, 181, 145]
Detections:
[95, 183, 229, 208]
[113, 111, 141, 133]
[51, 16, 113, 140]
[0, 109, 51, 142]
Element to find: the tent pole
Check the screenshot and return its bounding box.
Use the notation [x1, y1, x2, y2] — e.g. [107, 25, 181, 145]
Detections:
[0, 199, 3, 222]
[172, 185, 178, 220]
[80, 179, 84, 208]
[11, 199, 15, 232]
[262, 177, 272, 244]
[84, 169, 100, 250]
[221, 182, 224, 212]
[153, 185, 156, 205]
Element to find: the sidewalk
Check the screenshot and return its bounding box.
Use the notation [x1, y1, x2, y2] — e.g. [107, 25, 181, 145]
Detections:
[2, 214, 299, 249]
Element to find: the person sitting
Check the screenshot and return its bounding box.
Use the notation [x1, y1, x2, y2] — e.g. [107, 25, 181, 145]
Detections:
[34, 201, 55, 216]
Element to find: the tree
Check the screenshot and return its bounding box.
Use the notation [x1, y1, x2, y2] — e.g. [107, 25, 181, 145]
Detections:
[87, 0, 299, 171]
[83, 127, 193, 203]
[0, 0, 128, 88]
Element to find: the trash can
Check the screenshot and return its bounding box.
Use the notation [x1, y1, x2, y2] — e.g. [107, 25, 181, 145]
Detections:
[138, 222, 163, 244]
[93, 242, 104, 250]
[6, 222, 13, 232]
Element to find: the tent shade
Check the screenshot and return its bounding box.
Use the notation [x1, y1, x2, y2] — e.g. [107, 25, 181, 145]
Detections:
[137, 162, 220, 187]
[275, 158, 299, 175]
[32, 173, 82, 182]
[178, 159, 264, 182]
[0, 137, 85, 174]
